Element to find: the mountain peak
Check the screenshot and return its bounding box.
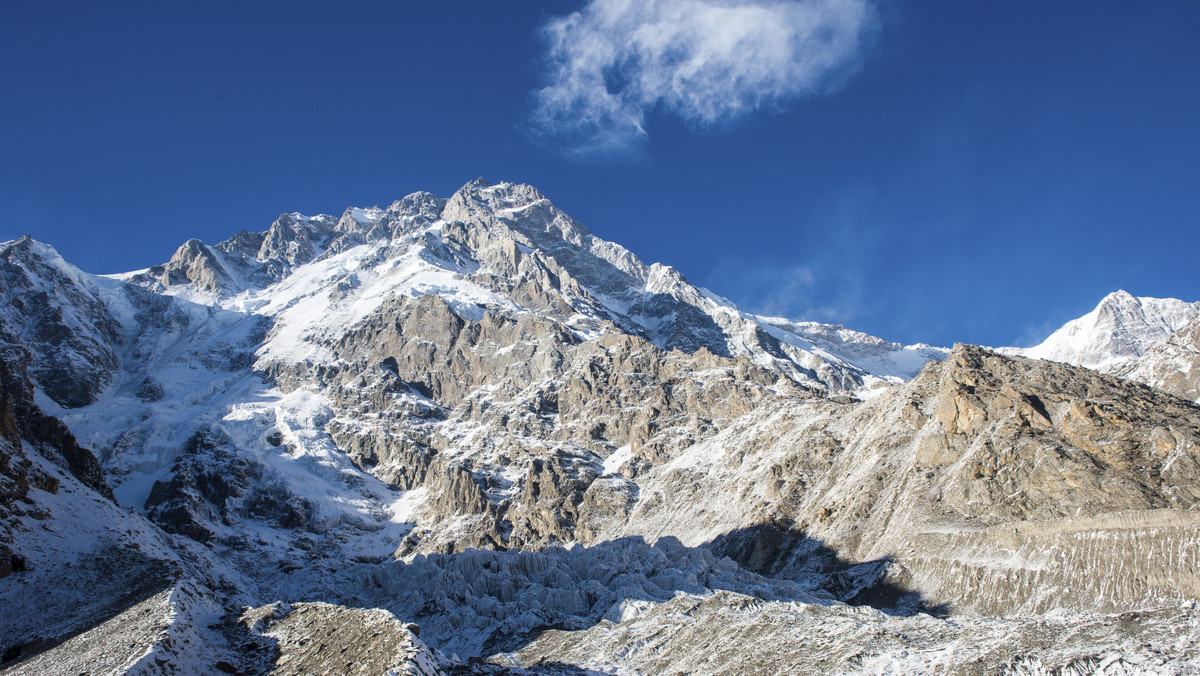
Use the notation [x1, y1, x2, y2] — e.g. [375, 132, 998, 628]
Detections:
[451, 179, 546, 206]
[3, 234, 51, 258]
[1101, 288, 1136, 305]
[1022, 290, 1200, 369]
[1, 236, 87, 285]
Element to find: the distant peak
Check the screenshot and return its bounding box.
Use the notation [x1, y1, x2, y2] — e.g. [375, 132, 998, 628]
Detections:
[2, 234, 35, 250]
[1102, 289, 1136, 304]
[1095, 290, 1197, 317]
[1022, 289, 1200, 369]
[465, 177, 494, 189]
[0, 236, 32, 257]
[5, 236, 65, 262]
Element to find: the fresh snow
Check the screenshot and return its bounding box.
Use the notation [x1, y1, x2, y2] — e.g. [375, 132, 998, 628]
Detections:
[1016, 290, 1200, 370]
[350, 206, 383, 223]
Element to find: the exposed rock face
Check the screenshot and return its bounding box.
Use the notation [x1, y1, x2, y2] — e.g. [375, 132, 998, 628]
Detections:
[155, 238, 236, 294]
[143, 429, 317, 543]
[0, 237, 122, 408]
[0, 342, 117, 586]
[239, 602, 448, 676]
[0, 343, 111, 502]
[310, 291, 792, 553]
[601, 344, 1200, 618]
[856, 346, 1200, 615]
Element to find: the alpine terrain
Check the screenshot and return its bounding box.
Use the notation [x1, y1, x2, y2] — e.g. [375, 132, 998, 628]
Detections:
[1, 179, 1198, 675]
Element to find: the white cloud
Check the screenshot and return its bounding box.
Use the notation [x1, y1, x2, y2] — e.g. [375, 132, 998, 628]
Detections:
[529, 0, 876, 155]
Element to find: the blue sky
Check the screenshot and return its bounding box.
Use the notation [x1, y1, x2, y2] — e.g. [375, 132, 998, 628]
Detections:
[2, 1, 1197, 348]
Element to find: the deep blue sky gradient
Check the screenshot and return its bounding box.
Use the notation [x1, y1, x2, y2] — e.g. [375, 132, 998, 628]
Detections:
[2, 1, 1198, 347]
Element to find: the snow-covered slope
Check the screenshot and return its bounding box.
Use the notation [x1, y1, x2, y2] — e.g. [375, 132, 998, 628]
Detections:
[1115, 314, 1200, 404]
[1015, 290, 1200, 370]
[1005, 289, 1200, 403]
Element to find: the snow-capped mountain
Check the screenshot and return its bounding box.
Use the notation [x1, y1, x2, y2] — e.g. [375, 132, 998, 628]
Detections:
[1014, 289, 1200, 370]
[2, 180, 946, 549]
[3, 180, 1200, 674]
[1113, 315, 1200, 404]
[1004, 289, 1200, 403]
[130, 179, 943, 393]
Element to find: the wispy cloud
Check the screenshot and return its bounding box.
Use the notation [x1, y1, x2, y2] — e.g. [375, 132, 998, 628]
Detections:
[528, 0, 876, 156]
[706, 253, 864, 325]
[703, 182, 877, 327]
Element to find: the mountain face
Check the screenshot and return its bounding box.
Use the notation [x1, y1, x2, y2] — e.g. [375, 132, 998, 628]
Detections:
[0, 238, 125, 408]
[1, 180, 1199, 674]
[1116, 316, 1200, 403]
[1009, 290, 1200, 404]
[1015, 290, 1200, 371]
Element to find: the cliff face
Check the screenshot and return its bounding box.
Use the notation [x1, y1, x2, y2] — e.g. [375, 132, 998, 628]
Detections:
[0, 238, 123, 408]
[590, 344, 1200, 617]
[0, 344, 112, 507]
[0, 341, 116, 587]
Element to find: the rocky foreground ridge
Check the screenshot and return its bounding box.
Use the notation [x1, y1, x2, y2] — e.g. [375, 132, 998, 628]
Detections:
[1, 180, 1199, 674]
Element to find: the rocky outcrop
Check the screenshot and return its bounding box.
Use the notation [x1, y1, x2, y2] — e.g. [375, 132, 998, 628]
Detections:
[239, 602, 448, 676]
[902, 345, 1200, 521]
[253, 213, 338, 281]
[144, 429, 316, 542]
[0, 344, 111, 503]
[873, 346, 1200, 615]
[330, 192, 447, 247]
[0, 237, 122, 408]
[155, 238, 236, 294]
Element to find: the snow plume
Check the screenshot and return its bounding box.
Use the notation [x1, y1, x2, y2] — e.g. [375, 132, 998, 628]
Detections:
[529, 0, 876, 155]
[707, 255, 860, 324]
